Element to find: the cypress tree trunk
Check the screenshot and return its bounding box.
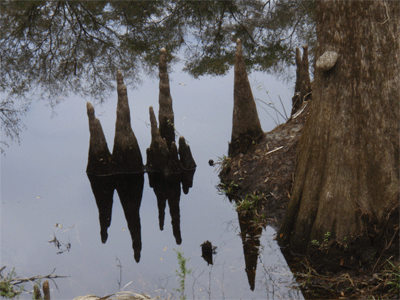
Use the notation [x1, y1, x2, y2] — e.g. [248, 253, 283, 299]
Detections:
[279, 0, 399, 254]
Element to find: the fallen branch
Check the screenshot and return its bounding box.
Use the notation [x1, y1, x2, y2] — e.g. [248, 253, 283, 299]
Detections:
[5, 267, 69, 287]
[265, 146, 283, 156]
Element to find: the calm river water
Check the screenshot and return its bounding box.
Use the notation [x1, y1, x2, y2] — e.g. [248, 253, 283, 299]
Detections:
[1, 67, 304, 299]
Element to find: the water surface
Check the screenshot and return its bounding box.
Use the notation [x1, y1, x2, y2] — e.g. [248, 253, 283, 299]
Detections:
[1, 68, 303, 299]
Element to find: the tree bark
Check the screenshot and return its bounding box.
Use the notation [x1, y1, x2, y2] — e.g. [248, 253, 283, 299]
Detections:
[279, 0, 399, 254]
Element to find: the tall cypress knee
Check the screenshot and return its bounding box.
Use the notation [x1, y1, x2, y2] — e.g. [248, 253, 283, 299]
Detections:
[112, 70, 143, 173]
[158, 48, 175, 150]
[229, 39, 263, 157]
[292, 45, 311, 116]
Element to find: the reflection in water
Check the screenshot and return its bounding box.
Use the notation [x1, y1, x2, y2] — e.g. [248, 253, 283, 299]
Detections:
[88, 171, 194, 262]
[149, 172, 182, 244]
[200, 240, 217, 266]
[148, 171, 195, 245]
[115, 174, 144, 263]
[87, 173, 144, 262]
[87, 174, 115, 244]
[86, 48, 196, 262]
[237, 210, 262, 291]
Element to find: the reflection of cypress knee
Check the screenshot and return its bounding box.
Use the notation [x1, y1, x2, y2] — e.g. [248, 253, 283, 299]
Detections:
[167, 175, 182, 245]
[86, 102, 113, 175]
[238, 211, 262, 291]
[178, 136, 196, 170]
[146, 106, 170, 174]
[158, 48, 175, 150]
[112, 70, 143, 173]
[115, 174, 144, 263]
[181, 169, 195, 195]
[147, 172, 167, 231]
[229, 39, 263, 157]
[87, 174, 115, 243]
[292, 46, 311, 116]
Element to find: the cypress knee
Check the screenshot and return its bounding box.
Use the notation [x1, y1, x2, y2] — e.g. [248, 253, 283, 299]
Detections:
[158, 48, 175, 150]
[86, 102, 113, 175]
[292, 45, 312, 116]
[229, 39, 263, 157]
[112, 70, 143, 173]
[146, 106, 170, 174]
[178, 136, 196, 170]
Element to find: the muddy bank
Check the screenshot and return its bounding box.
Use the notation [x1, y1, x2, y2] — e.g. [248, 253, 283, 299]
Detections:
[219, 102, 310, 230]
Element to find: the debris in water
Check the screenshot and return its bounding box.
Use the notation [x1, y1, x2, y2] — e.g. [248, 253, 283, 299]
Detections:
[200, 240, 217, 265]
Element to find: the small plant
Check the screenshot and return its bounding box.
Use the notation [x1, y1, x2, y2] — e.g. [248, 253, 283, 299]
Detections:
[217, 180, 238, 196]
[213, 155, 231, 173]
[0, 268, 23, 299]
[254, 80, 289, 125]
[234, 193, 260, 214]
[323, 232, 331, 243]
[253, 213, 267, 223]
[174, 248, 192, 300]
[385, 259, 400, 294]
[311, 240, 320, 246]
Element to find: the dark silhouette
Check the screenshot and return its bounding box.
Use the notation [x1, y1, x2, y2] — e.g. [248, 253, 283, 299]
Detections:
[238, 210, 262, 291]
[200, 240, 217, 266]
[146, 106, 171, 175]
[115, 174, 144, 263]
[87, 174, 115, 243]
[86, 102, 113, 175]
[112, 71, 143, 173]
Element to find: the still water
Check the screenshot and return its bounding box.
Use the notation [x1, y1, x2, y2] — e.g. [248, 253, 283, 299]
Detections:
[1, 67, 303, 299]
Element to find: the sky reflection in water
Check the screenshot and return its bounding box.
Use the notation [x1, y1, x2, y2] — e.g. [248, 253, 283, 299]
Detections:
[1, 67, 303, 299]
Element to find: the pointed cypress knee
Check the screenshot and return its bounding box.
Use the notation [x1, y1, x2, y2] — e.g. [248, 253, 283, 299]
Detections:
[178, 136, 196, 170]
[158, 48, 175, 150]
[112, 70, 143, 173]
[86, 102, 113, 175]
[229, 39, 263, 157]
[146, 106, 170, 174]
[87, 174, 115, 244]
[292, 45, 311, 116]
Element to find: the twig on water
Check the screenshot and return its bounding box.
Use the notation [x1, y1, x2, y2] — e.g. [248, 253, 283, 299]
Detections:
[3, 267, 69, 287]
